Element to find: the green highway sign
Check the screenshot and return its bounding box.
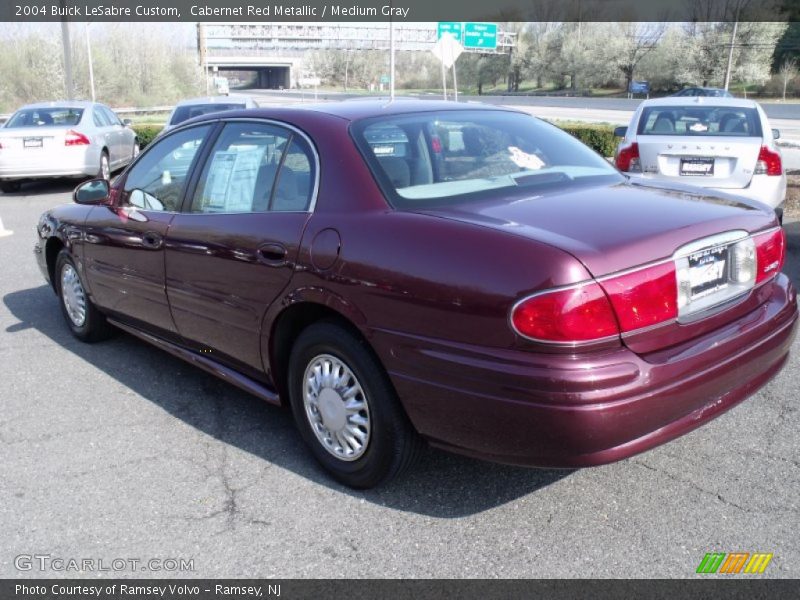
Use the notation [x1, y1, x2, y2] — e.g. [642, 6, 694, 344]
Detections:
[437, 22, 463, 42]
[463, 22, 498, 50]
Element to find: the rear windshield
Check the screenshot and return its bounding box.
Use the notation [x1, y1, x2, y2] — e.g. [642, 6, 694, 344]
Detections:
[5, 107, 84, 128]
[170, 103, 246, 125]
[637, 106, 762, 137]
[352, 110, 621, 208]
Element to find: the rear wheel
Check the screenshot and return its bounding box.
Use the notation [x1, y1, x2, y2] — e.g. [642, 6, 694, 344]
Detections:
[288, 321, 422, 488]
[55, 249, 114, 342]
[132, 141, 140, 161]
[98, 151, 110, 180]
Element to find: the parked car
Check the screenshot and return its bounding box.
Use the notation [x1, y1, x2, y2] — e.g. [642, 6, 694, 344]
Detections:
[35, 101, 797, 488]
[614, 97, 786, 215]
[0, 101, 139, 193]
[672, 87, 734, 98]
[160, 95, 258, 136]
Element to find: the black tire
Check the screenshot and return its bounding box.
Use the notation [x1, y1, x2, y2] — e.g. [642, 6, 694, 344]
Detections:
[288, 321, 422, 488]
[55, 249, 114, 343]
[97, 151, 110, 180]
[0, 181, 21, 194]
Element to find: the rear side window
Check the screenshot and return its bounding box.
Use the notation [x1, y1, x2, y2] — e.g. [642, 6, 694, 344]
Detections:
[100, 106, 121, 126]
[93, 108, 112, 127]
[190, 122, 315, 214]
[638, 106, 762, 137]
[170, 103, 246, 126]
[5, 108, 83, 128]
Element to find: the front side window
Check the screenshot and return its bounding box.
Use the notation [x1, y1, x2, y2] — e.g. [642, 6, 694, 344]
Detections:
[637, 106, 762, 137]
[190, 122, 315, 214]
[352, 110, 620, 208]
[122, 125, 211, 212]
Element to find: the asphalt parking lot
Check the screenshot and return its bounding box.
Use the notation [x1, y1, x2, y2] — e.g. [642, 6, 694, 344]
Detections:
[1, 181, 798, 579]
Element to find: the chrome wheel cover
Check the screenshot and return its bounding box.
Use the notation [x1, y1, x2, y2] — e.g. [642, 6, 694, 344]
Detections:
[100, 155, 110, 180]
[303, 353, 371, 461]
[61, 264, 86, 327]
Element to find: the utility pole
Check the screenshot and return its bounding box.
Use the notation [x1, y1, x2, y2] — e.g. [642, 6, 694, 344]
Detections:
[723, 19, 739, 91]
[85, 23, 95, 101]
[59, 0, 74, 100]
[389, 3, 395, 101]
[197, 23, 209, 95]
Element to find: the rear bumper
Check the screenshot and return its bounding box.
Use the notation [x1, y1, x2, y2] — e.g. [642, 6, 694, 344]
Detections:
[0, 147, 98, 180]
[374, 274, 798, 467]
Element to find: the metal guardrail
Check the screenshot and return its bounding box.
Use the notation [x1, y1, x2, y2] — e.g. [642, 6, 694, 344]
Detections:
[0, 105, 173, 125]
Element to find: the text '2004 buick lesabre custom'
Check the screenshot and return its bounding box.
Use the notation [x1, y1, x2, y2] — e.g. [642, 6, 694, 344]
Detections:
[34, 100, 797, 488]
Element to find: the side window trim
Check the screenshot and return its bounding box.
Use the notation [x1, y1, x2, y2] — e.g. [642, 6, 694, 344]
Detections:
[178, 117, 320, 214]
[268, 133, 293, 212]
[117, 121, 223, 214]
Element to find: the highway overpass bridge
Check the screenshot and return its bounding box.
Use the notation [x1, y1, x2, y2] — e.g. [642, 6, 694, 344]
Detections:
[197, 23, 516, 89]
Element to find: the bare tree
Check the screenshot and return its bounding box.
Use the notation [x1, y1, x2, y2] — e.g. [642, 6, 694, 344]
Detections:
[779, 57, 798, 100]
[615, 23, 666, 93]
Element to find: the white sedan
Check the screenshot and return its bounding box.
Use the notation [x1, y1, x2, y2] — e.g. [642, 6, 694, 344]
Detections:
[614, 97, 786, 214]
[0, 101, 138, 193]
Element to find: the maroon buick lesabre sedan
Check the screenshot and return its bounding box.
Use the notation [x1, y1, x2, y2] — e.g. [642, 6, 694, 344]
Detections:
[34, 101, 797, 488]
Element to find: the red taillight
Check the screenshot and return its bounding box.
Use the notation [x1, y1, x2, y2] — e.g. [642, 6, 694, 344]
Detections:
[64, 130, 90, 146]
[431, 136, 442, 153]
[755, 146, 782, 176]
[754, 228, 785, 283]
[599, 262, 678, 332]
[511, 282, 620, 343]
[615, 142, 640, 172]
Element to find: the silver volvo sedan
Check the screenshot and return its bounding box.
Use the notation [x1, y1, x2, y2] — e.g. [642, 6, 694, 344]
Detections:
[0, 100, 139, 193]
[614, 97, 786, 213]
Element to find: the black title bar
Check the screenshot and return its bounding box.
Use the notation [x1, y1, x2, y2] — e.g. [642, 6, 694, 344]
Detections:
[3, 579, 800, 600]
[1, 0, 797, 22]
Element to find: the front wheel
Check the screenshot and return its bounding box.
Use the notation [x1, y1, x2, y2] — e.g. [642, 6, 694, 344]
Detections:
[55, 249, 114, 342]
[288, 321, 422, 488]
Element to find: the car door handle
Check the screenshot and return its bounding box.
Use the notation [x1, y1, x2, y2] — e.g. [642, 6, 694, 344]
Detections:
[141, 231, 163, 249]
[257, 243, 287, 267]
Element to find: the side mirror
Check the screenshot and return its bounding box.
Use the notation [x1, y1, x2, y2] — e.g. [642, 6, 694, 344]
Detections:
[74, 178, 110, 205]
[123, 119, 133, 127]
[613, 126, 628, 138]
[772, 129, 780, 140]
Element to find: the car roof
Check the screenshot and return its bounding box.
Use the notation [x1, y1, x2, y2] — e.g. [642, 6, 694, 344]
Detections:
[640, 97, 758, 109]
[174, 95, 255, 106]
[258, 99, 515, 122]
[17, 100, 98, 109]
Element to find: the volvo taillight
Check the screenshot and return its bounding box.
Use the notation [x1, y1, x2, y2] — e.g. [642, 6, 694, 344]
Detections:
[510, 282, 619, 343]
[754, 146, 782, 176]
[754, 228, 786, 283]
[615, 142, 640, 172]
[65, 130, 90, 146]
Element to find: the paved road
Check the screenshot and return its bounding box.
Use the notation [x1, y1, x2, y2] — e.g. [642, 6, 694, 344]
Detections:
[0, 184, 798, 578]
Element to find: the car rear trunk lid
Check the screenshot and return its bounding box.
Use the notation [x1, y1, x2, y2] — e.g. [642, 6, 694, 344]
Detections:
[636, 136, 761, 189]
[419, 180, 779, 353]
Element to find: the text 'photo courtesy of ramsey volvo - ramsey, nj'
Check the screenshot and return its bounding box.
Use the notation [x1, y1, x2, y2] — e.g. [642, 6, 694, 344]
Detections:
[34, 101, 797, 488]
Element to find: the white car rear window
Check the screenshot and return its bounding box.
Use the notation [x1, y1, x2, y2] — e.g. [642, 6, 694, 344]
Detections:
[637, 106, 762, 137]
